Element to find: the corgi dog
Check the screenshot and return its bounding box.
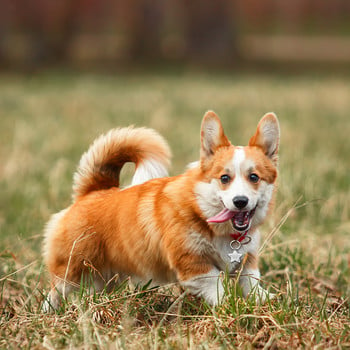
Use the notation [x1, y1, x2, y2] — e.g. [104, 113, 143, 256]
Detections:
[42, 111, 280, 311]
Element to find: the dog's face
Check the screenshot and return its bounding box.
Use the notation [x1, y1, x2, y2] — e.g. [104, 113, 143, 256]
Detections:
[195, 111, 280, 234]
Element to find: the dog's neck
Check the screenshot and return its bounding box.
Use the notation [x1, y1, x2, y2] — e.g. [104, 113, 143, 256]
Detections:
[229, 230, 249, 242]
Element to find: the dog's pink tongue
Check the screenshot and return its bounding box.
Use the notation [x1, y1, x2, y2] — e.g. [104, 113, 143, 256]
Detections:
[207, 208, 235, 223]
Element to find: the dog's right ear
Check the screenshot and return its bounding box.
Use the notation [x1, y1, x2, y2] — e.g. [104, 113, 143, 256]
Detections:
[200, 111, 230, 164]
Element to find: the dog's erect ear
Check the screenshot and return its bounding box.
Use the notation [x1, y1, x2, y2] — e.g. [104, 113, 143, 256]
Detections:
[200, 111, 230, 162]
[249, 112, 280, 163]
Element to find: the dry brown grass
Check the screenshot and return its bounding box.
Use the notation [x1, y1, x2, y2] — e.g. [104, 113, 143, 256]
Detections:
[0, 71, 349, 348]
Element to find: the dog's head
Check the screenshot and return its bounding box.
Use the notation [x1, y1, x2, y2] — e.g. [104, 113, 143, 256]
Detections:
[195, 111, 280, 235]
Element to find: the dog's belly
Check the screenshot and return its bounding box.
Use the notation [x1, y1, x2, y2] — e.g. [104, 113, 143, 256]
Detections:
[105, 245, 177, 286]
[104, 265, 177, 289]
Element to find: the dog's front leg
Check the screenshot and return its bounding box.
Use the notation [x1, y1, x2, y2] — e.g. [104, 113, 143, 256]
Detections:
[239, 253, 275, 304]
[180, 266, 224, 306]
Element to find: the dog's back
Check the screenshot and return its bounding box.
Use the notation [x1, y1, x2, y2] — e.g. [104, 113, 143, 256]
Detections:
[42, 126, 172, 311]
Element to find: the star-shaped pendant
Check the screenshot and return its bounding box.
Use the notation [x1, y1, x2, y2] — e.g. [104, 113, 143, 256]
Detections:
[228, 250, 242, 263]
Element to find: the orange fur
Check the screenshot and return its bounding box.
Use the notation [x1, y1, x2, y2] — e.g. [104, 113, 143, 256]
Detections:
[72, 127, 171, 199]
[244, 252, 259, 270]
[42, 111, 280, 310]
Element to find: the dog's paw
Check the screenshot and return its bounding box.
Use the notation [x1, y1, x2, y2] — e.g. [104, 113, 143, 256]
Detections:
[42, 290, 62, 313]
[42, 298, 55, 313]
[248, 285, 276, 305]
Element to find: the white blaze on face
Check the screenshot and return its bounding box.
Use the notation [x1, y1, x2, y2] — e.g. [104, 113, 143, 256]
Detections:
[219, 147, 257, 212]
[195, 145, 275, 232]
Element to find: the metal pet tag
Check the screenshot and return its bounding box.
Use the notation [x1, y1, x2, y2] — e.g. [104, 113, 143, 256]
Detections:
[228, 236, 251, 264]
[228, 240, 243, 263]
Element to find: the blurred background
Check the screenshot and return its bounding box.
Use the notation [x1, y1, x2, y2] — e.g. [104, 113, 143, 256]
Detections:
[0, 3, 350, 347]
[0, 0, 350, 250]
[1, 0, 350, 70]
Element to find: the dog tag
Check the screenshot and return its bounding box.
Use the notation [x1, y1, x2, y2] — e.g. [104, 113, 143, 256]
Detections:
[228, 249, 242, 263]
[228, 240, 242, 263]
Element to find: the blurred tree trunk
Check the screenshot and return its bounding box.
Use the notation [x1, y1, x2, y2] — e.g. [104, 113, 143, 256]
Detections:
[13, 0, 78, 67]
[181, 0, 238, 64]
[119, 0, 164, 62]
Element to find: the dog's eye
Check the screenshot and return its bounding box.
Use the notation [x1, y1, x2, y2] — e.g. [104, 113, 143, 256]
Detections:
[249, 173, 260, 183]
[220, 174, 231, 184]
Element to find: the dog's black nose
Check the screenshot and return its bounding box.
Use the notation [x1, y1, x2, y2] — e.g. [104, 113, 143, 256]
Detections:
[233, 196, 249, 210]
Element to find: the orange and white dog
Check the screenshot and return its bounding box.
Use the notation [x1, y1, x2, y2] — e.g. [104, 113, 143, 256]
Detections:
[42, 111, 280, 311]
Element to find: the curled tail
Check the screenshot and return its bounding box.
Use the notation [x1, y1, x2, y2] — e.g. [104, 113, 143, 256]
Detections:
[72, 127, 171, 199]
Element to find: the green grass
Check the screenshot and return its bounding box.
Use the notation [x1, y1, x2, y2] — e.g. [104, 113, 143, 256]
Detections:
[0, 71, 349, 348]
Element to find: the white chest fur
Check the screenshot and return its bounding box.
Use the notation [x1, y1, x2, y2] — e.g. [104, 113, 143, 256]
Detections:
[212, 230, 260, 273]
[185, 230, 260, 273]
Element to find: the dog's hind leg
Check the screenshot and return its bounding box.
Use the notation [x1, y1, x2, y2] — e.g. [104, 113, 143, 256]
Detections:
[42, 280, 76, 313]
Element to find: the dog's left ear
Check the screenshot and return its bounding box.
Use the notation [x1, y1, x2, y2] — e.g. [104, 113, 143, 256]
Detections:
[200, 111, 230, 163]
[249, 112, 280, 164]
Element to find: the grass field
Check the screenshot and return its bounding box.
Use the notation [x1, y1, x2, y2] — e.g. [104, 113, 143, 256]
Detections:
[0, 71, 349, 349]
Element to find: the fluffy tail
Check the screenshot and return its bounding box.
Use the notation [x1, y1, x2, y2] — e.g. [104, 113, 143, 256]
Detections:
[72, 127, 171, 199]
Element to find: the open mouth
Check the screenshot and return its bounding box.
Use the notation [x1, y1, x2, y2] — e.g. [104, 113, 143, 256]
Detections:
[207, 207, 256, 232]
